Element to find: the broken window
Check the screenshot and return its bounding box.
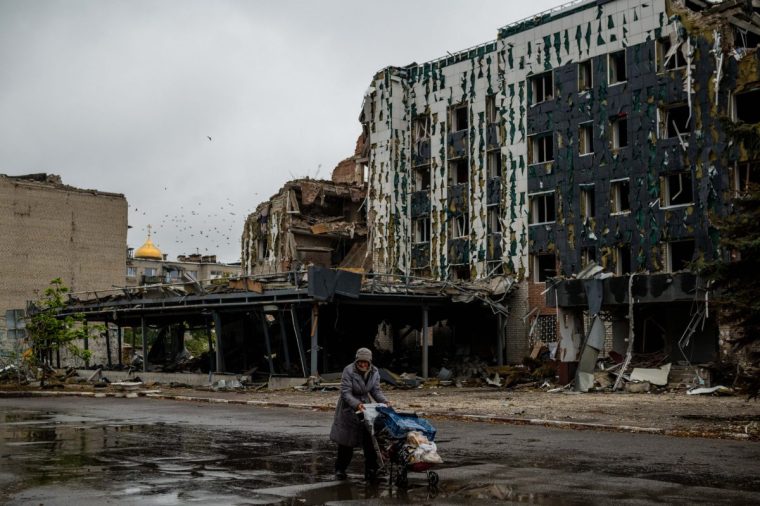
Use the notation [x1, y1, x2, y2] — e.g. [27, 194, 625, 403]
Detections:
[610, 179, 630, 214]
[257, 238, 268, 260]
[578, 59, 592, 92]
[529, 191, 556, 225]
[126, 266, 137, 278]
[487, 205, 502, 234]
[450, 265, 471, 281]
[580, 185, 595, 219]
[579, 123, 593, 155]
[449, 213, 470, 239]
[414, 217, 430, 243]
[144, 267, 157, 277]
[661, 171, 694, 207]
[659, 104, 690, 139]
[731, 162, 760, 195]
[734, 25, 760, 51]
[665, 239, 695, 272]
[530, 71, 554, 105]
[529, 132, 554, 164]
[733, 89, 760, 124]
[611, 115, 628, 149]
[486, 94, 498, 123]
[414, 165, 431, 191]
[657, 36, 686, 71]
[615, 245, 632, 275]
[450, 103, 468, 132]
[532, 252, 557, 282]
[581, 247, 596, 268]
[448, 159, 469, 186]
[608, 50, 627, 84]
[487, 150, 502, 178]
[413, 114, 431, 141]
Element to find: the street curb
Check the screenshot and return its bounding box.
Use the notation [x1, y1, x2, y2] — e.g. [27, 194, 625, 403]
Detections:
[0, 390, 752, 440]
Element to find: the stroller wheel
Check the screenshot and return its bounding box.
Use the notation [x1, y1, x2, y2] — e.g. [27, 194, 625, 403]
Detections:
[427, 471, 439, 487]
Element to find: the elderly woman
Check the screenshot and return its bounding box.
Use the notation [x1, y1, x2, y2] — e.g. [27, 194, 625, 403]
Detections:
[329, 347, 390, 481]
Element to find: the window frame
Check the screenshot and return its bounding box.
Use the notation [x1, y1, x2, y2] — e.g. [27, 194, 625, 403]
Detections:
[578, 59, 593, 92]
[449, 213, 470, 239]
[487, 150, 502, 179]
[529, 131, 555, 165]
[614, 245, 632, 276]
[657, 36, 686, 72]
[487, 204, 502, 234]
[414, 165, 431, 191]
[579, 122, 594, 156]
[580, 184, 596, 219]
[532, 252, 557, 282]
[413, 216, 431, 244]
[658, 104, 691, 140]
[530, 71, 554, 105]
[610, 178, 631, 215]
[529, 190, 557, 226]
[608, 49, 627, 85]
[611, 115, 628, 149]
[665, 238, 696, 273]
[450, 103, 469, 132]
[660, 171, 694, 208]
[448, 158, 469, 186]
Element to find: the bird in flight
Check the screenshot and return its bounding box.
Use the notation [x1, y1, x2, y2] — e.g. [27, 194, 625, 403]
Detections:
[207, 136, 212, 142]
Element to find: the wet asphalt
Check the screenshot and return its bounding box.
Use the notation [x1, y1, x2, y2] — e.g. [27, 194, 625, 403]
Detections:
[1, 396, 759, 505]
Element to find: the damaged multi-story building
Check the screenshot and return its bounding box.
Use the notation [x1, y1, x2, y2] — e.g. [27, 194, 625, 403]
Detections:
[58, 0, 760, 385]
[358, 0, 760, 379]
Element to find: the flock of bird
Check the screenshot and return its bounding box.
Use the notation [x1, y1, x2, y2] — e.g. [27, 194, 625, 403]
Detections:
[127, 137, 262, 261]
[129, 195, 255, 261]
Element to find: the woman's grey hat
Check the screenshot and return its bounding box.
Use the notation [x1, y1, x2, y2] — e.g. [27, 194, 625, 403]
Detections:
[355, 347, 373, 363]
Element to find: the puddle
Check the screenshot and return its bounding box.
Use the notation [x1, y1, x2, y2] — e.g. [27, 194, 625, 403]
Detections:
[2, 409, 758, 505]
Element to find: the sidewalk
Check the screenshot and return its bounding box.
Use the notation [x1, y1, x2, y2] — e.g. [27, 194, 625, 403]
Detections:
[2, 383, 758, 440]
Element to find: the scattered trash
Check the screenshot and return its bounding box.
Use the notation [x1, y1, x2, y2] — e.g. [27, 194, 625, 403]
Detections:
[630, 363, 672, 386]
[625, 381, 651, 394]
[687, 385, 733, 396]
[111, 381, 143, 391]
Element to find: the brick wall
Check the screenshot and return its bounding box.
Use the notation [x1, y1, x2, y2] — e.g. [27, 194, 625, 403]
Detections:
[331, 157, 363, 186]
[528, 282, 557, 316]
[0, 175, 128, 360]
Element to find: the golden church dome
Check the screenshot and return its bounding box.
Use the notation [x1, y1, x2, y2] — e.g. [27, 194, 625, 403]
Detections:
[134, 226, 163, 260]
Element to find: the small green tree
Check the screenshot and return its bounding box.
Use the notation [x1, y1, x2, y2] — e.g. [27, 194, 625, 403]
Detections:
[25, 278, 91, 369]
[699, 119, 760, 397]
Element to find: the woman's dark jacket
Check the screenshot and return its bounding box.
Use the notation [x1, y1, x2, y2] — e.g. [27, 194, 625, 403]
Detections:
[329, 363, 387, 447]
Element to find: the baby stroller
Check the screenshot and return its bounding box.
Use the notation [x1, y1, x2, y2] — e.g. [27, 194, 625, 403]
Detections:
[362, 404, 442, 489]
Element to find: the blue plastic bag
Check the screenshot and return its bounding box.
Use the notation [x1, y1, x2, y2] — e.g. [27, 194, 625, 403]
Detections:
[376, 406, 436, 441]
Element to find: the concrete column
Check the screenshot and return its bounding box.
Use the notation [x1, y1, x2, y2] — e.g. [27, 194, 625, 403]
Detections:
[213, 311, 224, 373]
[116, 326, 122, 366]
[290, 306, 308, 377]
[260, 312, 275, 375]
[497, 313, 504, 366]
[140, 317, 147, 373]
[422, 306, 429, 379]
[105, 324, 112, 368]
[310, 303, 319, 377]
[278, 311, 291, 371]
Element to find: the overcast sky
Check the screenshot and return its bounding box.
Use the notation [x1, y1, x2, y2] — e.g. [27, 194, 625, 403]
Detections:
[0, 0, 561, 263]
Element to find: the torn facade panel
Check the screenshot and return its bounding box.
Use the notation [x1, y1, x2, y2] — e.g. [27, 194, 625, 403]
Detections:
[360, 0, 760, 365]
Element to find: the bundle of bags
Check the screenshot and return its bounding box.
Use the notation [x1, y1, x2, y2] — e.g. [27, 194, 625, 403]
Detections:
[405, 430, 443, 464]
